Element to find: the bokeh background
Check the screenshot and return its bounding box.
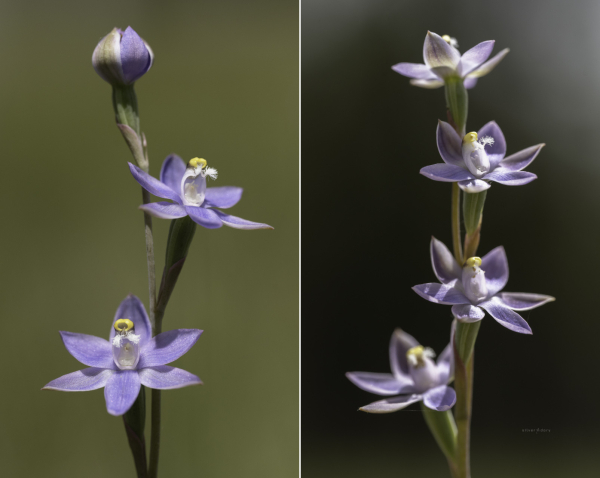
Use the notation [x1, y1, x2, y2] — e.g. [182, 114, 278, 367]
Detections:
[303, 0, 600, 477]
[0, 0, 298, 477]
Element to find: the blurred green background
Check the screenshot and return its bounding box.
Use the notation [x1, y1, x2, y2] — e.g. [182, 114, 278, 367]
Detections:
[0, 0, 298, 477]
[302, 0, 600, 477]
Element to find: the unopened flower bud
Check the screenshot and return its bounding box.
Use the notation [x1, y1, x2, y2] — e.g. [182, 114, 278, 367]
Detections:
[92, 26, 153, 86]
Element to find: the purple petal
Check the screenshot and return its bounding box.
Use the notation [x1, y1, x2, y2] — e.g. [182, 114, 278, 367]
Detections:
[480, 297, 532, 334]
[346, 372, 414, 396]
[477, 121, 506, 166]
[213, 210, 273, 230]
[468, 48, 510, 78]
[60, 332, 115, 369]
[485, 169, 537, 186]
[423, 32, 460, 69]
[160, 154, 186, 193]
[139, 365, 202, 389]
[185, 206, 223, 229]
[104, 370, 141, 416]
[437, 121, 464, 167]
[457, 179, 491, 193]
[128, 163, 182, 204]
[430, 236, 462, 284]
[204, 187, 244, 209]
[139, 202, 187, 220]
[110, 295, 152, 346]
[463, 77, 478, 89]
[498, 292, 555, 311]
[481, 246, 509, 297]
[436, 343, 453, 384]
[458, 40, 495, 77]
[499, 144, 545, 172]
[139, 329, 202, 368]
[409, 78, 444, 89]
[451, 304, 485, 323]
[423, 385, 456, 411]
[412, 282, 471, 305]
[120, 27, 152, 84]
[359, 394, 422, 413]
[391, 62, 437, 80]
[389, 328, 419, 378]
[43, 368, 115, 392]
[420, 164, 473, 182]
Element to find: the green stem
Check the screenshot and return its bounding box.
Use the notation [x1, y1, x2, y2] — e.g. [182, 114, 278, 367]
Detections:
[444, 77, 468, 137]
[451, 183, 463, 264]
[420, 402, 458, 477]
[462, 191, 487, 260]
[123, 387, 148, 478]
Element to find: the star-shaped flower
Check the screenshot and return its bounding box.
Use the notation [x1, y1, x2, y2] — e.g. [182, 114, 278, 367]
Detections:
[392, 31, 509, 89]
[420, 120, 544, 193]
[412, 238, 555, 334]
[129, 155, 272, 230]
[346, 329, 455, 413]
[43, 295, 202, 416]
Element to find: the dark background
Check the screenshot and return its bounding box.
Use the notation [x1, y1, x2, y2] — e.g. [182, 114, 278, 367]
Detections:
[302, 0, 599, 476]
[0, 0, 298, 476]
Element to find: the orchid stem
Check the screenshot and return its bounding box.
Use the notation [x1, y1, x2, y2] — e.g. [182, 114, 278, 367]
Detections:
[451, 183, 463, 264]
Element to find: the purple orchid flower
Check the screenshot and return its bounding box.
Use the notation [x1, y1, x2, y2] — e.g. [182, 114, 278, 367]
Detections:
[412, 237, 555, 334]
[92, 26, 154, 86]
[392, 31, 509, 89]
[420, 120, 544, 193]
[43, 295, 202, 416]
[346, 329, 456, 413]
[128, 155, 273, 230]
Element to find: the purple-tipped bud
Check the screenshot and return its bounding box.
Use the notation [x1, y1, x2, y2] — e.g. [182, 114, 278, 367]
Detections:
[92, 26, 154, 86]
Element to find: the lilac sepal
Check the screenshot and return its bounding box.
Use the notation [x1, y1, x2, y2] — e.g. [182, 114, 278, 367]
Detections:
[43, 295, 202, 416]
[348, 329, 456, 413]
[430, 237, 462, 284]
[105, 370, 141, 416]
[204, 187, 244, 209]
[412, 282, 470, 305]
[345, 372, 413, 396]
[138, 366, 202, 389]
[43, 368, 115, 391]
[120, 27, 153, 84]
[359, 394, 423, 413]
[139, 329, 203, 368]
[499, 144, 545, 171]
[480, 297, 532, 334]
[422, 120, 542, 189]
[498, 292, 555, 311]
[423, 385, 456, 411]
[60, 332, 115, 369]
[412, 237, 553, 334]
[128, 163, 182, 204]
[160, 154, 186, 193]
[481, 246, 509, 297]
[213, 210, 274, 230]
[393, 32, 508, 89]
[139, 202, 187, 219]
[451, 305, 485, 323]
[186, 206, 223, 229]
[457, 179, 491, 193]
[389, 328, 419, 377]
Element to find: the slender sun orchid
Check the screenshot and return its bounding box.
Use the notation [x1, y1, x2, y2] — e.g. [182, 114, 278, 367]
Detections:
[43, 295, 202, 416]
[392, 31, 509, 89]
[347, 329, 455, 413]
[412, 238, 554, 334]
[129, 155, 273, 230]
[419, 120, 544, 193]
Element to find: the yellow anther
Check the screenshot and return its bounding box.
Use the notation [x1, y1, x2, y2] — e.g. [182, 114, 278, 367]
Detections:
[466, 257, 482, 268]
[188, 157, 207, 169]
[442, 35, 452, 43]
[407, 345, 425, 358]
[114, 318, 134, 332]
[463, 132, 478, 144]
